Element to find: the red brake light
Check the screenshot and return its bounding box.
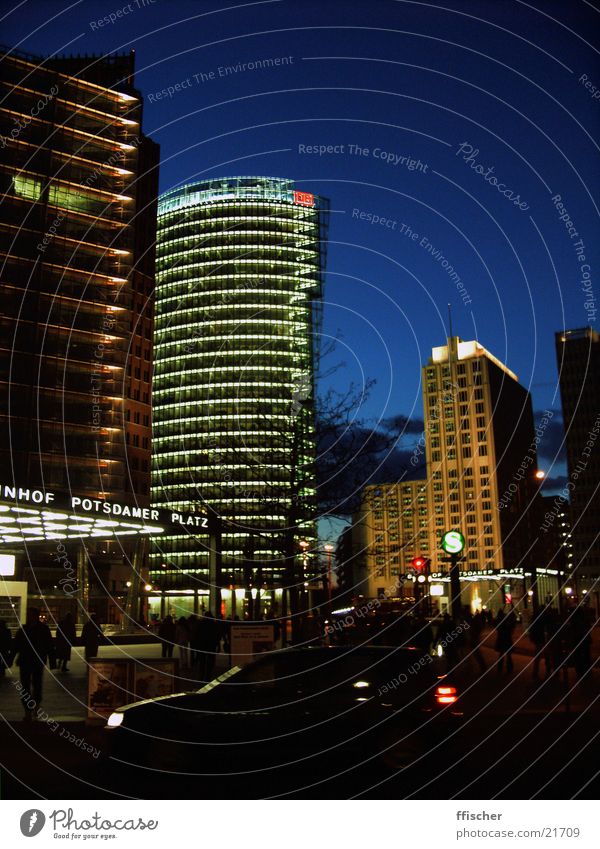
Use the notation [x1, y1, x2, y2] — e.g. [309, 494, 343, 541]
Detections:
[435, 685, 458, 704]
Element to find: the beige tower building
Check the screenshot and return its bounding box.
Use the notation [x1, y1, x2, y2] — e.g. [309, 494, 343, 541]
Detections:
[423, 337, 539, 610]
[351, 337, 543, 612]
[353, 480, 431, 599]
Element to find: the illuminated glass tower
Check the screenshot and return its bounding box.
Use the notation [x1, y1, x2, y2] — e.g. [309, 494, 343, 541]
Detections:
[150, 177, 328, 616]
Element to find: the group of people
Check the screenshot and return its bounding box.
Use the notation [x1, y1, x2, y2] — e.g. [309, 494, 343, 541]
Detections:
[0, 608, 106, 720]
[527, 604, 593, 680]
[325, 601, 596, 682]
[158, 612, 221, 679]
[464, 603, 595, 680]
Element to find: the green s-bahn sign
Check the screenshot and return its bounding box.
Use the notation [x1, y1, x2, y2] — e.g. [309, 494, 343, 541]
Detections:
[440, 530, 465, 555]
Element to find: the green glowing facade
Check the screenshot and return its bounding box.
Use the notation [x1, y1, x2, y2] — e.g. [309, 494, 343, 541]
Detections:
[150, 177, 328, 616]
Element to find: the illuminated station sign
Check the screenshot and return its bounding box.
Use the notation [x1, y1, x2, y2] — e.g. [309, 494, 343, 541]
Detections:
[0, 485, 217, 546]
[293, 190, 315, 207]
[440, 529, 466, 555]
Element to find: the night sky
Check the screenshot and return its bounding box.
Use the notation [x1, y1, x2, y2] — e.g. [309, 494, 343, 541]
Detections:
[3, 0, 600, 505]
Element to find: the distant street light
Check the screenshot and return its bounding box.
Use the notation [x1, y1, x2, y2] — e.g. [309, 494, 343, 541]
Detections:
[324, 543, 334, 602]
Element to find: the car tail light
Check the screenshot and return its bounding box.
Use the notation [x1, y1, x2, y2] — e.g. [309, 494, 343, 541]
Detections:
[435, 685, 458, 704]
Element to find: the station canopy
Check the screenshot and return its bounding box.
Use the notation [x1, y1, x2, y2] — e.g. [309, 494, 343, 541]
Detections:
[0, 485, 218, 547]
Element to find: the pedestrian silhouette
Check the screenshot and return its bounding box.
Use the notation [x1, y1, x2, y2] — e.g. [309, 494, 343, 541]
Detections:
[81, 613, 103, 660]
[196, 611, 219, 681]
[175, 616, 190, 667]
[495, 607, 516, 673]
[544, 607, 562, 678]
[187, 614, 200, 668]
[0, 619, 12, 677]
[566, 606, 593, 680]
[158, 615, 176, 658]
[55, 613, 76, 672]
[12, 608, 53, 719]
[468, 611, 487, 672]
[528, 605, 550, 680]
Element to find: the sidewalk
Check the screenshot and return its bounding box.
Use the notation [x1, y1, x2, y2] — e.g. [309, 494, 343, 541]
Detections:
[457, 645, 600, 719]
[482, 622, 600, 657]
[0, 644, 230, 723]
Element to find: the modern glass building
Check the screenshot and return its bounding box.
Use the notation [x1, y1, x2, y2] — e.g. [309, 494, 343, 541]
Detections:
[150, 177, 328, 617]
[0, 47, 159, 623]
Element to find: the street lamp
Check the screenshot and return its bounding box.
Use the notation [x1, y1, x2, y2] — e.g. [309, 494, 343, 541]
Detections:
[324, 543, 334, 603]
[299, 540, 309, 611]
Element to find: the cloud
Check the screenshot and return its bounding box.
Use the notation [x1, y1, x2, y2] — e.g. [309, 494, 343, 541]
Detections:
[534, 409, 566, 464]
[541, 474, 568, 493]
[381, 414, 424, 436]
[317, 420, 419, 515]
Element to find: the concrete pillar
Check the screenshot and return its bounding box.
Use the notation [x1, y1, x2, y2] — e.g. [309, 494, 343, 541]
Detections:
[123, 537, 145, 631]
[76, 545, 90, 622]
[208, 521, 222, 616]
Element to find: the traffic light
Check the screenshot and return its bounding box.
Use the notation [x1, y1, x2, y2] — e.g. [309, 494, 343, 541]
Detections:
[411, 556, 428, 571]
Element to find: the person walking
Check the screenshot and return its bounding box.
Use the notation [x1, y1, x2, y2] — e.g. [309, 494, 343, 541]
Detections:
[528, 605, 549, 680]
[158, 614, 176, 658]
[468, 610, 487, 672]
[12, 608, 54, 719]
[187, 614, 200, 669]
[544, 607, 562, 678]
[0, 619, 12, 677]
[196, 611, 219, 681]
[567, 606, 593, 680]
[81, 613, 103, 661]
[221, 616, 232, 656]
[55, 613, 76, 672]
[175, 616, 190, 667]
[495, 606, 517, 673]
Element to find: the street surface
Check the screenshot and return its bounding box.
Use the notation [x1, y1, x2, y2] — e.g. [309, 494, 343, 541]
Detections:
[0, 630, 599, 800]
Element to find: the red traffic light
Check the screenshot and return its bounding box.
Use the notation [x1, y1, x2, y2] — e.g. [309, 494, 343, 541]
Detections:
[411, 556, 426, 571]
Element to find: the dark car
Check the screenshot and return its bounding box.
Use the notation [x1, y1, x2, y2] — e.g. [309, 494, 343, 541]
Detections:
[105, 645, 461, 789]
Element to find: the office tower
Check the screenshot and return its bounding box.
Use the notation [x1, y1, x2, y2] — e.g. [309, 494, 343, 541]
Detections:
[150, 177, 328, 617]
[540, 495, 573, 576]
[555, 328, 600, 576]
[0, 48, 159, 621]
[352, 481, 430, 599]
[423, 338, 539, 610]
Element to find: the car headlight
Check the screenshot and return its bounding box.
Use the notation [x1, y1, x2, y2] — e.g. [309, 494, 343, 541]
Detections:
[106, 712, 124, 728]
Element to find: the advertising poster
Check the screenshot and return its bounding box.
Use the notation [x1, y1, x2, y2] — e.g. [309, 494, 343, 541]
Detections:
[230, 625, 274, 668]
[87, 660, 131, 719]
[133, 660, 179, 701]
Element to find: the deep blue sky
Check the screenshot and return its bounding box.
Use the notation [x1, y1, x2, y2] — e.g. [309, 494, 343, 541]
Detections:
[4, 0, 600, 497]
